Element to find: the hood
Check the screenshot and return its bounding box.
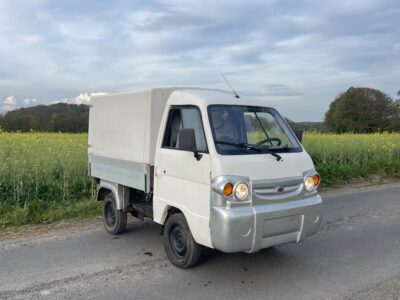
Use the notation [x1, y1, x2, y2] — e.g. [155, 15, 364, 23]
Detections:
[211, 151, 315, 181]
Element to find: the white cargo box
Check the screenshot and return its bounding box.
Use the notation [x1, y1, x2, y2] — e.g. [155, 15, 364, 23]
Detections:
[88, 88, 175, 192]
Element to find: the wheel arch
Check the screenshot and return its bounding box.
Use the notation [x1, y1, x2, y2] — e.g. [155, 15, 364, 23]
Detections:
[96, 180, 125, 210]
[97, 187, 110, 201]
[159, 205, 183, 225]
[154, 202, 213, 248]
[164, 206, 183, 223]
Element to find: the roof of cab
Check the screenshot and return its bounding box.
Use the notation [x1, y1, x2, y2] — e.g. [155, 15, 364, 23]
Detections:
[168, 88, 271, 108]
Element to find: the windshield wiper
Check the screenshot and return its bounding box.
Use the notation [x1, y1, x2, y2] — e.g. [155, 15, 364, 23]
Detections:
[215, 140, 282, 161]
[267, 146, 294, 153]
[260, 147, 282, 161]
[214, 140, 260, 153]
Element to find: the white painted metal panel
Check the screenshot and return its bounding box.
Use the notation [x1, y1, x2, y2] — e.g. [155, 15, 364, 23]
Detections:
[90, 154, 149, 192]
[88, 88, 174, 165]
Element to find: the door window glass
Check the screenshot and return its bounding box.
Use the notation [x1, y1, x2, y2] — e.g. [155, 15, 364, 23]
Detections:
[162, 107, 208, 152]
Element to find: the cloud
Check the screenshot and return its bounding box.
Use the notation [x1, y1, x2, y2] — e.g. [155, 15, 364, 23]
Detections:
[0, 93, 106, 114]
[3, 96, 16, 106]
[23, 98, 36, 105]
[1, 97, 17, 114]
[262, 84, 303, 97]
[73, 92, 108, 105]
[57, 20, 109, 41]
[274, 34, 318, 48]
[49, 92, 108, 105]
[0, 0, 399, 121]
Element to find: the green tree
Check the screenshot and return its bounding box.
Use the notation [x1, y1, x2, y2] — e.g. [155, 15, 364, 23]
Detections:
[389, 90, 400, 131]
[324, 87, 398, 133]
[0, 103, 89, 132]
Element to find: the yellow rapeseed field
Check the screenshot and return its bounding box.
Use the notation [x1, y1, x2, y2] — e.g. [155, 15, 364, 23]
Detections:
[303, 132, 400, 184]
[0, 131, 399, 227]
[0, 132, 96, 228]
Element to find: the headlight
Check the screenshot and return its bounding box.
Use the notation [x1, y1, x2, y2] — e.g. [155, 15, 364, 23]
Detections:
[211, 176, 250, 203]
[235, 183, 249, 201]
[304, 176, 315, 192]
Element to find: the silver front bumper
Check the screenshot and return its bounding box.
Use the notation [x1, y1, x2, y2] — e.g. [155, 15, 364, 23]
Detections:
[210, 193, 322, 253]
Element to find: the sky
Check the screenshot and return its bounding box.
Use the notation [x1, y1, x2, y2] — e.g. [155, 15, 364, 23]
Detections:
[0, 0, 399, 121]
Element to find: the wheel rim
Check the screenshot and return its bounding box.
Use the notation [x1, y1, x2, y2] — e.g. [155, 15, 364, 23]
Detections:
[169, 224, 187, 258]
[105, 202, 116, 227]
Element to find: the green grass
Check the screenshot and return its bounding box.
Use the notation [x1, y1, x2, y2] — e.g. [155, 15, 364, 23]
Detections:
[0, 131, 399, 229]
[0, 200, 101, 229]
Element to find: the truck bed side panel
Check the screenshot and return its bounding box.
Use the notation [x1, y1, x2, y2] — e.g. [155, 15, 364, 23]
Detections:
[90, 154, 150, 192]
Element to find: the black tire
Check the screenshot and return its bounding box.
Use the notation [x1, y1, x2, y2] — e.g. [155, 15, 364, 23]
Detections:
[163, 213, 202, 268]
[102, 192, 127, 235]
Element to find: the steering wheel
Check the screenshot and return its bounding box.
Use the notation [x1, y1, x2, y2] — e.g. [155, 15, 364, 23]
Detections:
[255, 137, 282, 147]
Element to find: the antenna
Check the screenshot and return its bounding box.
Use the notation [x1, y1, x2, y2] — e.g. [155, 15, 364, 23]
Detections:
[219, 71, 240, 99]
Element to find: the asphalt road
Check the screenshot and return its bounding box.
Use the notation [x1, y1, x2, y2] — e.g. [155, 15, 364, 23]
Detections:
[1, 184, 400, 300]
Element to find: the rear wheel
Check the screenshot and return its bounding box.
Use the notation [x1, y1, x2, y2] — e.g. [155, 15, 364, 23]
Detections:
[163, 213, 202, 268]
[103, 193, 127, 235]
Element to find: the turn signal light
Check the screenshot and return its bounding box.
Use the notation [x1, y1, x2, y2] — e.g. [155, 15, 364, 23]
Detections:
[313, 175, 320, 186]
[223, 183, 233, 196]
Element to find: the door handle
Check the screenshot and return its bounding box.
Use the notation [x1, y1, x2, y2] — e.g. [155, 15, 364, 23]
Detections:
[155, 168, 166, 177]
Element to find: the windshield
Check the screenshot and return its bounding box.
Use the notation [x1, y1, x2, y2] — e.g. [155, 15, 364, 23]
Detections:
[208, 105, 302, 155]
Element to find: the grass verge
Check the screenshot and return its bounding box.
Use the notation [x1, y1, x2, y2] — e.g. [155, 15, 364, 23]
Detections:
[0, 199, 101, 230]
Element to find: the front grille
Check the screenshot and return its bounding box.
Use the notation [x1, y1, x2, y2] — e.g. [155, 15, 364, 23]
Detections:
[251, 176, 304, 204]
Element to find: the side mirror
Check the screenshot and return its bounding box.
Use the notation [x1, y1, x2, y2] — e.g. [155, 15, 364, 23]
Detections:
[178, 128, 196, 151]
[178, 128, 203, 161]
[294, 129, 303, 143]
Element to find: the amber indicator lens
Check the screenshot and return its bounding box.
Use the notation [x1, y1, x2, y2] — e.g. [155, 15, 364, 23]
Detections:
[313, 175, 320, 186]
[223, 183, 233, 196]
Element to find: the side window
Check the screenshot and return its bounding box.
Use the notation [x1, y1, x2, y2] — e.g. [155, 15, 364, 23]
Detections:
[162, 107, 208, 152]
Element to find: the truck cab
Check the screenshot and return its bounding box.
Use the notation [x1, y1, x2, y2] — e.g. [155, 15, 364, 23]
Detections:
[89, 88, 322, 268]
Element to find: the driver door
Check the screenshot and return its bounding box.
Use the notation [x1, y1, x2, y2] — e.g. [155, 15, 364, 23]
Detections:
[154, 106, 212, 247]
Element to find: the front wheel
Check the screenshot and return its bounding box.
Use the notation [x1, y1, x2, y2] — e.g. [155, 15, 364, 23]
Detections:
[163, 213, 202, 268]
[103, 192, 127, 235]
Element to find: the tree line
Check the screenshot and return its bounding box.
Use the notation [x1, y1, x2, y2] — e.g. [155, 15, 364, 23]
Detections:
[0, 87, 399, 133]
[0, 103, 88, 132]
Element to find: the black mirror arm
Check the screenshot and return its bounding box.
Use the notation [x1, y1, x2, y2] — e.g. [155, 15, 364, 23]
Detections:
[193, 149, 203, 161]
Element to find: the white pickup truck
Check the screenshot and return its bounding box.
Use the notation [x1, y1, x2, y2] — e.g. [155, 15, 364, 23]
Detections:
[88, 88, 322, 268]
